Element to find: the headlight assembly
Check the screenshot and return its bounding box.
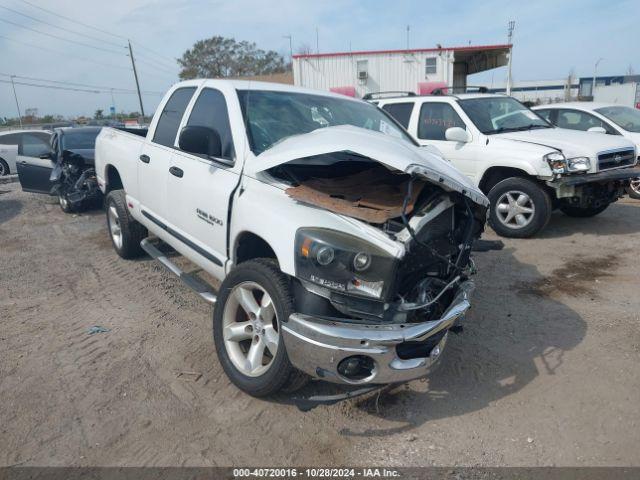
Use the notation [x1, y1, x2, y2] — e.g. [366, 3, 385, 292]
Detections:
[294, 228, 397, 300]
[544, 152, 591, 174]
[566, 156, 591, 172]
[544, 152, 567, 174]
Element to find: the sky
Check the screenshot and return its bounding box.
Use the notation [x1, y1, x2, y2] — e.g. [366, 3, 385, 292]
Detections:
[0, 0, 638, 119]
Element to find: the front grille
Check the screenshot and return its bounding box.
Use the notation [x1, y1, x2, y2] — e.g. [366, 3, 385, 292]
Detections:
[598, 149, 636, 171]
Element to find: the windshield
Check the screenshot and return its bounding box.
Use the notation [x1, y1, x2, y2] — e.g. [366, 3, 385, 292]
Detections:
[595, 106, 640, 133]
[459, 96, 551, 134]
[61, 130, 100, 150]
[237, 90, 414, 155]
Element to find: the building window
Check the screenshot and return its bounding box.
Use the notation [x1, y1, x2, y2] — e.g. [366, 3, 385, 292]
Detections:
[356, 60, 368, 81]
[425, 57, 437, 75]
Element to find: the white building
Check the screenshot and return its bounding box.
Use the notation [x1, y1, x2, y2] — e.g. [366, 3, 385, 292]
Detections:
[292, 44, 511, 98]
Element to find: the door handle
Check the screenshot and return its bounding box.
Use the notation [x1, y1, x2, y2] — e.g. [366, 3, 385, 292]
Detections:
[139, 154, 150, 163]
[169, 166, 184, 178]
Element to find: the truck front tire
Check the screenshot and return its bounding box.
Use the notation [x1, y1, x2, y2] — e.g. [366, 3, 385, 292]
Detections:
[213, 259, 306, 397]
[105, 189, 147, 259]
[488, 177, 552, 238]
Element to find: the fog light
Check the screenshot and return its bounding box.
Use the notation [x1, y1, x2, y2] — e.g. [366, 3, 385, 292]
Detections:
[337, 355, 375, 380]
[430, 345, 441, 358]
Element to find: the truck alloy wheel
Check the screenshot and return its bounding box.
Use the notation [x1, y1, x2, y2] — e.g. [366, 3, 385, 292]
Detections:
[0, 159, 8, 176]
[222, 281, 279, 377]
[107, 204, 123, 250]
[104, 190, 147, 259]
[213, 258, 306, 396]
[495, 190, 535, 229]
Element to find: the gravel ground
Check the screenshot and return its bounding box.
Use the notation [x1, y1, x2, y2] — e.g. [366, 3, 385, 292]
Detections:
[1, 182, 639, 467]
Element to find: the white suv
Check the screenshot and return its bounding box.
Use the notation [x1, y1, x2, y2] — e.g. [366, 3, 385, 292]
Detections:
[533, 102, 640, 199]
[376, 93, 639, 237]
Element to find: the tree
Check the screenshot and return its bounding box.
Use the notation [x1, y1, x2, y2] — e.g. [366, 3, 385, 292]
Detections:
[94, 109, 104, 120]
[178, 36, 287, 79]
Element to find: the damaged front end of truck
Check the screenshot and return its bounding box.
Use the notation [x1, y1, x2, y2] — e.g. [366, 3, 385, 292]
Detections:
[254, 126, 489, 386]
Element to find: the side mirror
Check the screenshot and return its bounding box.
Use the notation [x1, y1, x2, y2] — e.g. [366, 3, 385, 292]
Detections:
[178, 125, 222, 158]
[587, 126, 607, 134]
[445, 127, 471, 143]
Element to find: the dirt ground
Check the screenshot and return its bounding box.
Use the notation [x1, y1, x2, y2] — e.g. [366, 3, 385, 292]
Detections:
[1, 181, 639, 467]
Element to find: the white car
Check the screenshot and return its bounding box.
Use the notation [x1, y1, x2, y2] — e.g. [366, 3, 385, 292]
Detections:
[533, 102, 640, 199]
[376, 93, 639, 237]
[95, 80, 489, 397]
[0, 129, 52, 176]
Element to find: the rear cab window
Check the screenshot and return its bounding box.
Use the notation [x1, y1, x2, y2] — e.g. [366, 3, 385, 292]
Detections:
[381, 103, 414, 129]
[152, 87, 197, 147]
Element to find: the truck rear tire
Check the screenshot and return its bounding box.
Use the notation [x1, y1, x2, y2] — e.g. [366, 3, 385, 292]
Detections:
[487, 177, 552, 238]
[213, 258, 307, 397]
[560, 203, 609, 218]
[105, 189, 147, 259]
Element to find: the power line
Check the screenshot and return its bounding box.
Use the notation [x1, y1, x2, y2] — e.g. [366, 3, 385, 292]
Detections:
[18, 0, 127, 40]
[0, 78, 100, 93]
[0, 33, 132, 71]
[17, 0, 180, 66]
[0, 17, 126, 55]
[131, 41, 178, 67]
[133, 56, 178, 76]
[0, 3, 126, 49]
[0, 72, 165, 95]
[0, 78, 165, 95]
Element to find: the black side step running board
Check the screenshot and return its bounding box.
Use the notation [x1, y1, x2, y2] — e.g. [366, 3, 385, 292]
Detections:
[140, 238, 217, 305]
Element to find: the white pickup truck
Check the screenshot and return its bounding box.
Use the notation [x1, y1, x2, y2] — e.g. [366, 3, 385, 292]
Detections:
[375, 93, 639, 237]
[95, 80, 489, 397]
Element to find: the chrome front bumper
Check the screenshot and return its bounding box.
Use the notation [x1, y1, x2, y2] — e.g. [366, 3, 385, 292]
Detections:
[281, 281, 473, 385]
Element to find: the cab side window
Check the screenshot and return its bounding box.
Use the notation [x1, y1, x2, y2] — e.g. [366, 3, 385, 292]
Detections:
[185, 88, 235, 160]
[381, 103, 414, 129]
[418, 103, 466, 140]
[153, 87, 197, 147]
[556, 109, 617, 134]
[0, 133, 21, 146]
[19, 133, 51, 157]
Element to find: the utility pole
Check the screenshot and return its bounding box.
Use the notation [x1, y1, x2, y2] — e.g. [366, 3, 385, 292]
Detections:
[10, 75, 23, 128]
[506, 20, 515, 96]
[592, 58, 604, 98]
[128, 40, 145, 120]
[406, 25, 410, 50]
[315, 27, 319, 54]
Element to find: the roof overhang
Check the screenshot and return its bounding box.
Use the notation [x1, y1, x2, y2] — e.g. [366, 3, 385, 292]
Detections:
[453, 46, 510, 74]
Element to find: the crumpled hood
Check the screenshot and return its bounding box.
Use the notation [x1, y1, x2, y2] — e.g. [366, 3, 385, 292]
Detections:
[497, 127, 636, 158]
[248, 125, 489, 207]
